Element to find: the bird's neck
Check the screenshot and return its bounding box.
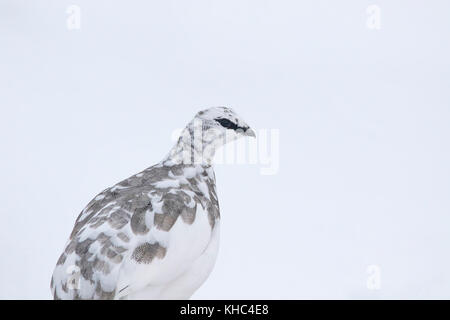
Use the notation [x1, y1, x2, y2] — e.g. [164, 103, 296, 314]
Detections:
[163, 126, 220, 167]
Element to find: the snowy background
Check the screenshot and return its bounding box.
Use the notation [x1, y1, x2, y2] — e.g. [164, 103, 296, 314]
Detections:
[1, 0, 450, 299]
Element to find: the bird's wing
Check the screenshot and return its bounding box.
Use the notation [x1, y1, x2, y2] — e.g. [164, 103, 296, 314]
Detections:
[113, 200, 214, 299]
[51, 165, 219, 300]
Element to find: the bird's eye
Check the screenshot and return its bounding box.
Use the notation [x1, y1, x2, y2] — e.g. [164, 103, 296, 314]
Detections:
[215, 118, 238, 130]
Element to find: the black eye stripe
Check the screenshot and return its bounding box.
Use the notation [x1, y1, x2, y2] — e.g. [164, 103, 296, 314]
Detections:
[215, 118, 239, 130]
[215, 118, 248, 132]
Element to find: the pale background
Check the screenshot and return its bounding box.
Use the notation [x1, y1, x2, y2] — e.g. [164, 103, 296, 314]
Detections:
[1, 0, 449, 299]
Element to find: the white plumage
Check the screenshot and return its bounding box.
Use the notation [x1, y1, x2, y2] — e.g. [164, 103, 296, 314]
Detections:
[50, 107, 255, 299]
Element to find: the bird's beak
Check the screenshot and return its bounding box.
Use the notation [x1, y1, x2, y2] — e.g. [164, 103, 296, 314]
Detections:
[244, 128, 256, 138]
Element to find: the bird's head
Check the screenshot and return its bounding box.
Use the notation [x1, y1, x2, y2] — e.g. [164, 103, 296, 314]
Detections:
[193, 106, 256, 142]
[166, 106, 255, 166]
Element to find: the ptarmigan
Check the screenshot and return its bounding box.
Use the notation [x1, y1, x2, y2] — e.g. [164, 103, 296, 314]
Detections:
[50, 107, 255, 299]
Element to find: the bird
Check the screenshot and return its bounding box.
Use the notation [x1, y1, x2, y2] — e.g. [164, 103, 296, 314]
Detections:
[50, 107, 255, 299]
